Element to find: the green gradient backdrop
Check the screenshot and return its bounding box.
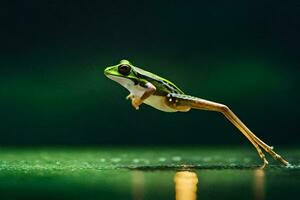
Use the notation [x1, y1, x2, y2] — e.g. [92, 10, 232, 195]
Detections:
[1, 1, 299, 145]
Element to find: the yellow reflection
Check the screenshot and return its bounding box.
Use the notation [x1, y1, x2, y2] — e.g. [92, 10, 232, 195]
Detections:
[254, 169, 265, 200]
[132, 170, 145, 200]
[174, 171, 198, 200]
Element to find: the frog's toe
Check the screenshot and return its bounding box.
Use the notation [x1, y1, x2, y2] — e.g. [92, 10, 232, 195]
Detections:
[126, 94, 134, 100]
[131, 98, 142, 110]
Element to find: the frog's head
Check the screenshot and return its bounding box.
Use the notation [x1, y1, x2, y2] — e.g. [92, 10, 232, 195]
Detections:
[104, 59, 138, 86]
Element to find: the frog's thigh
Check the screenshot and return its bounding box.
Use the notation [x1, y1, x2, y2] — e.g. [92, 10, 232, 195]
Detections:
[164, 95, 191, 112]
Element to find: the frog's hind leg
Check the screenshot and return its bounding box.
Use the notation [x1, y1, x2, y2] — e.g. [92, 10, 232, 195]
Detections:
[165, 93, 289, 167]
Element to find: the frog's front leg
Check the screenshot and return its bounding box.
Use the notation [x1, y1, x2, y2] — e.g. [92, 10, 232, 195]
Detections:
[126, 93, 134, 100]
[129, 82, 156, 110]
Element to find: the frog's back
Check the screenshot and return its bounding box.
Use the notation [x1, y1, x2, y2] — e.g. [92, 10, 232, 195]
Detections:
[133, 66, 184, 95]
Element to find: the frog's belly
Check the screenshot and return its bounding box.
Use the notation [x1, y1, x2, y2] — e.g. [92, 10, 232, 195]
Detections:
[144, 95, 178, 112]
[105, 75, 177, 112]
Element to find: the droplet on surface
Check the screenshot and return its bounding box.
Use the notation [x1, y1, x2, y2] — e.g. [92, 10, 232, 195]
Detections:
[172, 156, 182, 161]
[158, 157, 166, 162]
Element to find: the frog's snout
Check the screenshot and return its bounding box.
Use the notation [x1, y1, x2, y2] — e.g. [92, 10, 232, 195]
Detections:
[104, 66, 113, 75]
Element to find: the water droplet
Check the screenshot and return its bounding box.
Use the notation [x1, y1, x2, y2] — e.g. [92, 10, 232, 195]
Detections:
[143, 159, 150, 164]
[172, 156, 182, 161]
[158, 157, 166, 162]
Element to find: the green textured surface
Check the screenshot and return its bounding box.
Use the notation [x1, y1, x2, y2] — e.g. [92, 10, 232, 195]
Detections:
[0, 147, 299, 199]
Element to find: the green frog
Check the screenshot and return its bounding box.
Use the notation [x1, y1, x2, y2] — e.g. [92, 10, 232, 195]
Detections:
[104, 59, 289, 168]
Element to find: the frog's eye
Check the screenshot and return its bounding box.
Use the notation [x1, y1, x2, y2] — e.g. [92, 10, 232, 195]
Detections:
[118, 64, 131, 76]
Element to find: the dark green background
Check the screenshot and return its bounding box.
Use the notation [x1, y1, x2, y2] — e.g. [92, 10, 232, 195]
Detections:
[1, 1, 299, 146]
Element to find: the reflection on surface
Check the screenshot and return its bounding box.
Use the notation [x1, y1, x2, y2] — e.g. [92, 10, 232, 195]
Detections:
[254, 169, 265, 200]
[132, 171, 145, 200]
[127, 168, 284, 200]
[174, 171, 198, 200]
[1, 165, 298, 200]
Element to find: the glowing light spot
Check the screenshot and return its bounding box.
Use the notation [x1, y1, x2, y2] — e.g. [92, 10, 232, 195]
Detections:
[172, 156, 182, 161]
[158, 157, 166, 162]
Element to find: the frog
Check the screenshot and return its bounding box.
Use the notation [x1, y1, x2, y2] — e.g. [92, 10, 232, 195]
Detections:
[104, 59, 289, 168]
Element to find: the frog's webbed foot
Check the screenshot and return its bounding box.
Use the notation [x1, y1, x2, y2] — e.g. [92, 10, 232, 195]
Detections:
[126, 94, 141, 110]
[131, 97, 143, 110]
